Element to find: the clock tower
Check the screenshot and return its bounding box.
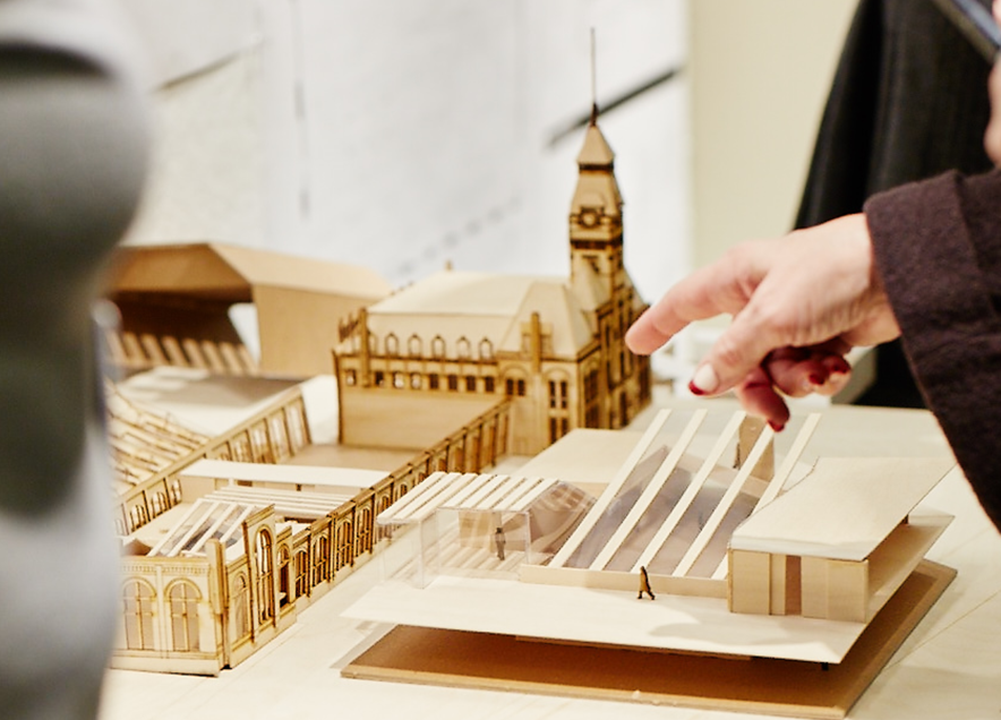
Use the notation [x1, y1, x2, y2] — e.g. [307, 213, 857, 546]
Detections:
[568, 110, 626, 305]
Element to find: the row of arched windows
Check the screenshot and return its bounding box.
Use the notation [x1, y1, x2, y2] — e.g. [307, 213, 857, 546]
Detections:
[117, 400, 309, 537]
[122, 579, 201, 653]
[358, 332, 495, 361]
[120, 402, 511, 659]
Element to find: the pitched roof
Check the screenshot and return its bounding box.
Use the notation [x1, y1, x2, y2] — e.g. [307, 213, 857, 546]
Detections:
[357, 270, 597, 359]
[109, 242, 391, 301]
[576, 123, 615, 167]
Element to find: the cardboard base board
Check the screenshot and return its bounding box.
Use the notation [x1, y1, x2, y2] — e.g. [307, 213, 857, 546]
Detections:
[342, 560, 954, 719]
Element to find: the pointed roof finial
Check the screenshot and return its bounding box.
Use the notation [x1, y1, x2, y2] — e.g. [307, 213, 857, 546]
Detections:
[589, 27, 598, 126]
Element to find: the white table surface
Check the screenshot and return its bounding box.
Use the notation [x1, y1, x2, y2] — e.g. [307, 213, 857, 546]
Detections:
[98, 398, 1001, 720]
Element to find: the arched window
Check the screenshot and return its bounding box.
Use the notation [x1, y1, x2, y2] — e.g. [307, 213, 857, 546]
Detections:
[548, 376, 569, 409]
[150, 491, 167, 517]
[230, 434, 251, 462]
[478, 338, 493, 360]
[337, 521, 355, 570]
[256, 529, 275, 623]
[408, 334, 422, 357]
[278, 546, 291, 607]
[385, 333, 399, 356]
[456, 336, 471, 359]
[377, 495, 393, 541]
[431, 335, 446, 359]
[122, 579, 155, 651]
[505, 374, 527, 397]
[232, 574, 251, 640]
[357, 507, 373, 556]
[313, 535, 330, 586]
[269, 414, 289, 460]
[169, 581, 200, 652]
[129, 504, 148, 533]
[294, 550, 309, 598]
[286, 404, 307, 451]
[250, 422, 270, 463]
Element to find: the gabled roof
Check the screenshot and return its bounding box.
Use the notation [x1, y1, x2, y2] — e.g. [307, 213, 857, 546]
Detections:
[356, 270, 597, 359]
[108, 242, 391, 302]
[498, 280, 595, 355]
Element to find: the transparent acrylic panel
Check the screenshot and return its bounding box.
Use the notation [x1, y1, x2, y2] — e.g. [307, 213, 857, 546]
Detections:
[602, 454, 701, 572]
[563, 445, 668, 568]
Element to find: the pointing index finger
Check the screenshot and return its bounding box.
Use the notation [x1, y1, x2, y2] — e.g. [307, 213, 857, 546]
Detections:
[625, 259, 755, 355]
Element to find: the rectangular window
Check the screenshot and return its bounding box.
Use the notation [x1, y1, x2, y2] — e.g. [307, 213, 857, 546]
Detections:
[506, 378, 514, 396]
[484, 377, 495, 393]
[374, 370, 385, 387]
[429, 373, 439, 390]
[465, 375, 477, 392]
[410, 372, 422, 389]
[517, 378, 526, 396]
[448, 374, 459, 391]
[560, 380, 568, 409]
[344, 369, 356, 386]
[549, 380, 557, 408]
[393, 371, 405, 389]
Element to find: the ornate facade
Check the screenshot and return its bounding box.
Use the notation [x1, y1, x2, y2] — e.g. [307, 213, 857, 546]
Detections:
[112, 380, 509, 675]
[334, 117, 651, 456]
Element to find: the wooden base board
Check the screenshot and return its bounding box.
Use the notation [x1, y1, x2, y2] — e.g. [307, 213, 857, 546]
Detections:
[342, 560, 954, 719]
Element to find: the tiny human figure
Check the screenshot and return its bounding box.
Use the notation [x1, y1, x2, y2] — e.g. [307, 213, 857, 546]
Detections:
[493, 527, 506, 561]
[638, 566, 656, 600]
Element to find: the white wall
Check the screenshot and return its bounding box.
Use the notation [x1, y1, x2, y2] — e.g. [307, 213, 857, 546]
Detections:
[122, 0, 690, 305]
[688, 0, 858, 267]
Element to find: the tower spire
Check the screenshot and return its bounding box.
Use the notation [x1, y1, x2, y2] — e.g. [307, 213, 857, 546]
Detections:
[589, 28, 598, 126]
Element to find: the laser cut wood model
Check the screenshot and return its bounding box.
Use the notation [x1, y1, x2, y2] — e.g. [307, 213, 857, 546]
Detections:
[332, 114, 652, 457]
[110, 368, 511, 675]
[342, 410, 958, 718]
[104, 242, 392, 377]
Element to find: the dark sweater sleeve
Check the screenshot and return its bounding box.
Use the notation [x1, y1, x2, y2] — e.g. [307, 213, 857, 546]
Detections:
[864, 169, 1001, 530]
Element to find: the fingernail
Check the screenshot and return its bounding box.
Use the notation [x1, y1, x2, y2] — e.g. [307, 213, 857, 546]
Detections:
[768, 420, 785, 432]
[690, 364, 719, 395]
[809, 373, 825, 386]
[830, 358, 851, 375]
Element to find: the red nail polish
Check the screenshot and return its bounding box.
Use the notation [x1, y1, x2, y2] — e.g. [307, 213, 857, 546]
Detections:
[809, 373, 825, 386]
[688, 381, 706, 396]
[831, 358, 851, 374]
[768, 420, 785, 432]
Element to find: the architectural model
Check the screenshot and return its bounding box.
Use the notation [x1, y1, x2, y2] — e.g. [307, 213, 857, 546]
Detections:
[109, 368, 508, 675]
[104, 242, 391, 377]
[103, 111, 655, 675]
[341, 409, 957, 718]
[332, 115, 651, 456]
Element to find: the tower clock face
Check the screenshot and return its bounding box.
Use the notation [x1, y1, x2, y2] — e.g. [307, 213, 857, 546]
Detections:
[579, 209, 599, 227]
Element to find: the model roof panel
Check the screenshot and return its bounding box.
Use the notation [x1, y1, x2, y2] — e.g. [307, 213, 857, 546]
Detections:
[730, 457, 955, 560]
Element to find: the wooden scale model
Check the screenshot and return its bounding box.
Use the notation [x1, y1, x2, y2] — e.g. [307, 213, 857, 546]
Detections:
[341, 409, 957, 719]
[103, 92, 954, 715]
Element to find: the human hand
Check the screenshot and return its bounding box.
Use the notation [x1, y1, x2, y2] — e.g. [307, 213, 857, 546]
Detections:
[625, 213, 901, 428]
